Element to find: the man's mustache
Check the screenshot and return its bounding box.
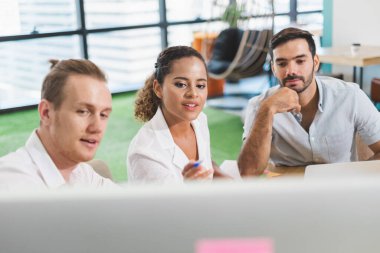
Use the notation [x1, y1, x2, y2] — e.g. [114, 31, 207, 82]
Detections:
[283, 75, 305, 83]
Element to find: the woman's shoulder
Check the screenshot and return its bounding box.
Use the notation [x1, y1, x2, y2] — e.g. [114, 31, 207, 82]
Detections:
[128, 117, 173, 156]
[130, 122, 157, 149]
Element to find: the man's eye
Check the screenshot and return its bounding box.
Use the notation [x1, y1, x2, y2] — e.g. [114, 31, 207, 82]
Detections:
[77, 109, 90, 115]
[100, 112, 109, 119]
[296, 60, 305, 64]
[277, 62, 287, 67]
[174, 82, 186, 88]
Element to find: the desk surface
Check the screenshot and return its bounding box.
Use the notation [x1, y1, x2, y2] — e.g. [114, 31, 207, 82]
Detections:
[220, 160, 305, 179]
[318, 46, 380, 67]
[268, 164, 305, 177]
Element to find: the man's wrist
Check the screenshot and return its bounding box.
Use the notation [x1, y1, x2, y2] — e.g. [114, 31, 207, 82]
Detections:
[259, 101, 276, 117]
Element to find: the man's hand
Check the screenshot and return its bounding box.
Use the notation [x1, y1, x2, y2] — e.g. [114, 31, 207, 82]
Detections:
[262, 87, 301, 114]
[238, 87, 301, 176]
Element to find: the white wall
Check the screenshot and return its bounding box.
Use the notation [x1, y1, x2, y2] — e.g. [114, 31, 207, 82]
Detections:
[332, 0, 380, 94]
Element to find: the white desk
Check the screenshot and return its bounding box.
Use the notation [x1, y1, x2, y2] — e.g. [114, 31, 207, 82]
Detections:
[318, 46, 380, 88]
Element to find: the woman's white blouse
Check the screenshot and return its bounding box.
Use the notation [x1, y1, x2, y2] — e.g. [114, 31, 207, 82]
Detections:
[127, 107, 213, 184]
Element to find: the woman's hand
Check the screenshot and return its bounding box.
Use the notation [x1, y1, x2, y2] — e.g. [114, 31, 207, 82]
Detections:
[182, 161, 214, 180]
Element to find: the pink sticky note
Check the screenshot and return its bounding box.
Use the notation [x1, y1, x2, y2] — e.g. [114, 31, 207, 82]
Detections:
[196, 238, 273, 253]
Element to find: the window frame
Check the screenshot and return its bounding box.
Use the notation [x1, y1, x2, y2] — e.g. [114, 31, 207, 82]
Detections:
[0, 0, 322, 112]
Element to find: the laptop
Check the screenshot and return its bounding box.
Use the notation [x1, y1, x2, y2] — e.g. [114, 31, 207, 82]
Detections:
[305, 160, 380, 179]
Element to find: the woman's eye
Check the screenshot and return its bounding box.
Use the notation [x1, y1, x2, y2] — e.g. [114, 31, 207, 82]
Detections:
[197, 84, 206, 89]
[174, 82, 186, 88]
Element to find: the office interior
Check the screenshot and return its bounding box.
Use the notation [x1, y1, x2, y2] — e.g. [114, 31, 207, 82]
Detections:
[1, 1, 380, 252]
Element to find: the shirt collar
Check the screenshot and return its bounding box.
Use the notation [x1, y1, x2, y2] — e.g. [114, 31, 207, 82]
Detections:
[150, 107, 203, 170]
[150, 107, 175, 150]
[25, 130, 67, 189]
[315, 76, 324, 112]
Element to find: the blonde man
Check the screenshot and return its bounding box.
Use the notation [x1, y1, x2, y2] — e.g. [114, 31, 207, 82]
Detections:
[0, 59, 116, 189]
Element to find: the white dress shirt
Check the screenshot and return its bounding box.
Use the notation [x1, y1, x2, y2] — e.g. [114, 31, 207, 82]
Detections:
[127, 107, 213, 184]
[243, 76, 380, 166]
[0, 130, 115, 190]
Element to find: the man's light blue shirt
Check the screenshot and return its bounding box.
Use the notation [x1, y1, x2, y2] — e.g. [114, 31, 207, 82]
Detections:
[243, 76, 380, 166]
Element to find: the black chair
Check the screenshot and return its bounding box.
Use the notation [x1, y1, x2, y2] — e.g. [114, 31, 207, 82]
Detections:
[371, 78, 380, 109]
[207, 28, 272, 81]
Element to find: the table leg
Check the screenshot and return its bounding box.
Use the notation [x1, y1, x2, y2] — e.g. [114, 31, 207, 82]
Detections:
[353, 66, 364, 89]
[360, 67, 363, 89]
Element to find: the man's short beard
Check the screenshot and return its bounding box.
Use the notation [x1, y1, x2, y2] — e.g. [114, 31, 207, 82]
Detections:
[296, 65, 314, 93]
[280, 65, 315, 93]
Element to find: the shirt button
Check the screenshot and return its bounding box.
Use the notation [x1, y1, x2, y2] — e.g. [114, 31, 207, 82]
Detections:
[310, 137, 315, 142]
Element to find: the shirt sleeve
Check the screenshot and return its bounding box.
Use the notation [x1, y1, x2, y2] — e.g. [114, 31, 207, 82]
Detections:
[355, 88, 380, 145]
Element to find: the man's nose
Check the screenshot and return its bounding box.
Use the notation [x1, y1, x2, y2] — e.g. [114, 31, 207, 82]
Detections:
[88, 115, 103, 133]
[286, 62, 298, 76]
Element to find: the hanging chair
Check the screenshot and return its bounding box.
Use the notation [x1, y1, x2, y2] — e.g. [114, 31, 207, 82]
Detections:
[206, 0, 274, 81]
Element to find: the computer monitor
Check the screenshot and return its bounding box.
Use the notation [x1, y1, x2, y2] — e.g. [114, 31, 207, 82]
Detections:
[305, 160, 380, 179]
[1, 179, 380, 253]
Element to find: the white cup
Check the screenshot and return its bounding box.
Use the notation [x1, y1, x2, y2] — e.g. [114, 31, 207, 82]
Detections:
[351, 43, 361, 56]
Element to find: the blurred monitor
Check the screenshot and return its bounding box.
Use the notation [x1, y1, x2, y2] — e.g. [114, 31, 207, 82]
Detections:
[305, 160, 380, 179]
[1, 179, 380, 253]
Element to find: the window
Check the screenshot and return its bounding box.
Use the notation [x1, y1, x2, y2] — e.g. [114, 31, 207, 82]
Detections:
[274, 0, 290, 13]
[0, 0, 78, 36]
[0, 36, 81, 109]
[168, 22, 226, 47]
[85, 0, 159, 28]
[0, 0, 323, 111]
[166, 0, 227, 22]
[297, 0, 323, 12]
[88, 28, 162, 92]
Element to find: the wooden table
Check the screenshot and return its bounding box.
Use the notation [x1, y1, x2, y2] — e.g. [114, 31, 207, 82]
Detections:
[268, 164, 305, 177]
[317, 46, 380, 88]
[220, 160, 305, 179]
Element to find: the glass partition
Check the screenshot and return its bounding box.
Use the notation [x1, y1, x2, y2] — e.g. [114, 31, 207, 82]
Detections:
[0, 36, 81, 110]
[87, 28, 162, 92]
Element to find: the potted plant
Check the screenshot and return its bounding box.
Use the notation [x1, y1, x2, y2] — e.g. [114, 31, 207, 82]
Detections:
[221, 2, 246, 28]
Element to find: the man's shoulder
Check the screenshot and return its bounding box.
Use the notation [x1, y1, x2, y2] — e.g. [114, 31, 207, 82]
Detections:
[0, 148, 45, 189]
[317, 76, 359, 91]
[70, 162, 117, 188]
[72, 162, 100, 178]
[0, 147, 32, 172]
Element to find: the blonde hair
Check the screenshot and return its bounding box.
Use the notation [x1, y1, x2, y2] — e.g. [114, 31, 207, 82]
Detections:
[41, 59, 107, 109]
[134, 46, 207, 122]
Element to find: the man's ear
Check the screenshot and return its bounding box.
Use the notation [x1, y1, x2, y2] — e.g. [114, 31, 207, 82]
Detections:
[270, 60, 276, 75]
[313, 54, 320, 73]
[153, 79, 162, 99]
[38, 99, 54, 126]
